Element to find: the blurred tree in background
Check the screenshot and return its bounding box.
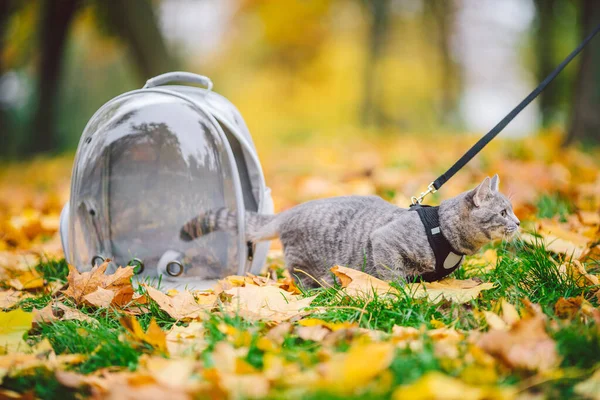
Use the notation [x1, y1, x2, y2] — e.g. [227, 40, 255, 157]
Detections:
[565, 0, 600, 146]
[0, 0, 599, 158]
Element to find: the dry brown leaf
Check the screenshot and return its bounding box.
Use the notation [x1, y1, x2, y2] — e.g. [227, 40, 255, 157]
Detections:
[330, 265, 394, 297]
[500, 299, 520, 326]
[32, 302, 96, 326]
[142, 356, 198, 389]
[142, 285, 214, 320]
[477, 316, 559, 371]
[58, 370, 192, 400]
[408, 279, 495, 304]
[578, 210, 600, 226]
[63, 262, 135, 306]
[224, 285, 316, 323]
[0, 289, 33, 309]
[554, 296, 597, 320]
[558, 260, 600, 287]
[83, 287, 115, 308]
[120, 316, 168, 354]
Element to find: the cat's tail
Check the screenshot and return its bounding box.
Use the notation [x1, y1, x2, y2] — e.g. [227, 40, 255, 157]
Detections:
[179, 208, 279, 243]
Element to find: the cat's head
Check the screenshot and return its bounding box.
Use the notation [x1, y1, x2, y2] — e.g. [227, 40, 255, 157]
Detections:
[463, 174, 520, 241]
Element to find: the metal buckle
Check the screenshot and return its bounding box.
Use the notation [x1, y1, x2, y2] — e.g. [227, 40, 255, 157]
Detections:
[411, 182, 437, 205]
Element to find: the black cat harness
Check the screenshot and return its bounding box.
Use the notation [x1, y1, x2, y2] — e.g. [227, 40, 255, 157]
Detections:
[409, 204, 464, 282]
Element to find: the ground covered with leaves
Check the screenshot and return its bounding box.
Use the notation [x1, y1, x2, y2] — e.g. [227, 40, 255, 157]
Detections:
[1, 133, 600, 399]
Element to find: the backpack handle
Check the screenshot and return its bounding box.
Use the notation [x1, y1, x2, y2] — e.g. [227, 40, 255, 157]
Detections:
[143, 72, 213, 91]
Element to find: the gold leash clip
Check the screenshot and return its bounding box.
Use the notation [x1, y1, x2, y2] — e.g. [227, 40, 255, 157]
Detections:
[411, 182, 437, 205]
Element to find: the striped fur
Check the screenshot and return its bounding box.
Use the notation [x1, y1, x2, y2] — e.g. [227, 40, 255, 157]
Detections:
[180, 208, 277, 242]
[180, 175, 519, 288]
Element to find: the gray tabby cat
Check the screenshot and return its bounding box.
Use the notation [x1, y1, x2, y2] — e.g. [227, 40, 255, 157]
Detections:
[180, 175, 519, 287]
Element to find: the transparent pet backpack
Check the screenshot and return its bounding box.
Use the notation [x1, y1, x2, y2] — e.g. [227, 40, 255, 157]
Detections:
[59, 72, 274, 289]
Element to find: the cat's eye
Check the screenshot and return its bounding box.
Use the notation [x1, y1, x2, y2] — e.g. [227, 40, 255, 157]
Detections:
[500, 209, 507, 217]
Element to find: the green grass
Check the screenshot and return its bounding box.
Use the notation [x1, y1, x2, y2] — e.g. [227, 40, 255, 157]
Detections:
[35, 319, 143, 374]
[35, 258, 70, 283]
[10, 237, 600, 399]
[536, 193, 574, 221]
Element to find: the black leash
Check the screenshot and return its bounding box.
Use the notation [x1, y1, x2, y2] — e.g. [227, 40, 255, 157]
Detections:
[411, 22, 600, 205]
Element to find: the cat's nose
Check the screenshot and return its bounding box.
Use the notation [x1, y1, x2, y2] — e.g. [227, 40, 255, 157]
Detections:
[516, 220, 520, 226]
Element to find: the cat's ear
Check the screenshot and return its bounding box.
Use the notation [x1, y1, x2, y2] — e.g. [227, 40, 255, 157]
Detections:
[473, 176, 492, 207]
[490, 174, 500, 192]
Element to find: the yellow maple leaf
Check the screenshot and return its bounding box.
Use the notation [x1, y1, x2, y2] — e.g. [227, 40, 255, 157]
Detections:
[7, 268, 44, 290]
[392, 371, 513, 400]
[0, 309, 33, 353]
[320, 341, 395, 392]
[477, 316, 560, 371]
[120, 316, 168, 354]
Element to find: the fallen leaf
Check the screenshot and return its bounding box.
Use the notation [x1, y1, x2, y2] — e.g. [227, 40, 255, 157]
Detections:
[330, 265, 394, 297]
[522, 232, 588, 260]
[500, 299, 520, 326]
[578, 210, 600, 226]
[296, 325, 330, 342]
[554, 296, 597, 320]
[392, 371, 512, 400]
[320, 341, 395, 392]
[297, 318, 357, 331]
[32, 302, 96, 326]
[558, 260, 600, 287]
[166, 322, 206, 356]
[143, 285, 214, 320]
[477, 316, 559, 371]
[0, 290, 33, 310]
[219, 373, 270, 399]
[63, 262, 135, 306]
[120, 316, 168, 354]
[83, 287, 115, 308]
[574, 368, 600, 400]
[0, 309, 33, 352]
[482, 311, 508, 331]
[7, 268, 44, 290]
[142, 356, 197, 389]
[224, 285, 316, 323]
[408, 279, 495, 304]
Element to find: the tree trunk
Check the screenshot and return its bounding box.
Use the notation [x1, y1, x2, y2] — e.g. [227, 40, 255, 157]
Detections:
[534, 0, 559, 127]
[564, 0, 600, 145]
[102, 0, 175, 83]
[0, 0, 16, 156]
[27, 0, 80, 155]
[361, 0, 390, 127]
[425, 0, 459, 126]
